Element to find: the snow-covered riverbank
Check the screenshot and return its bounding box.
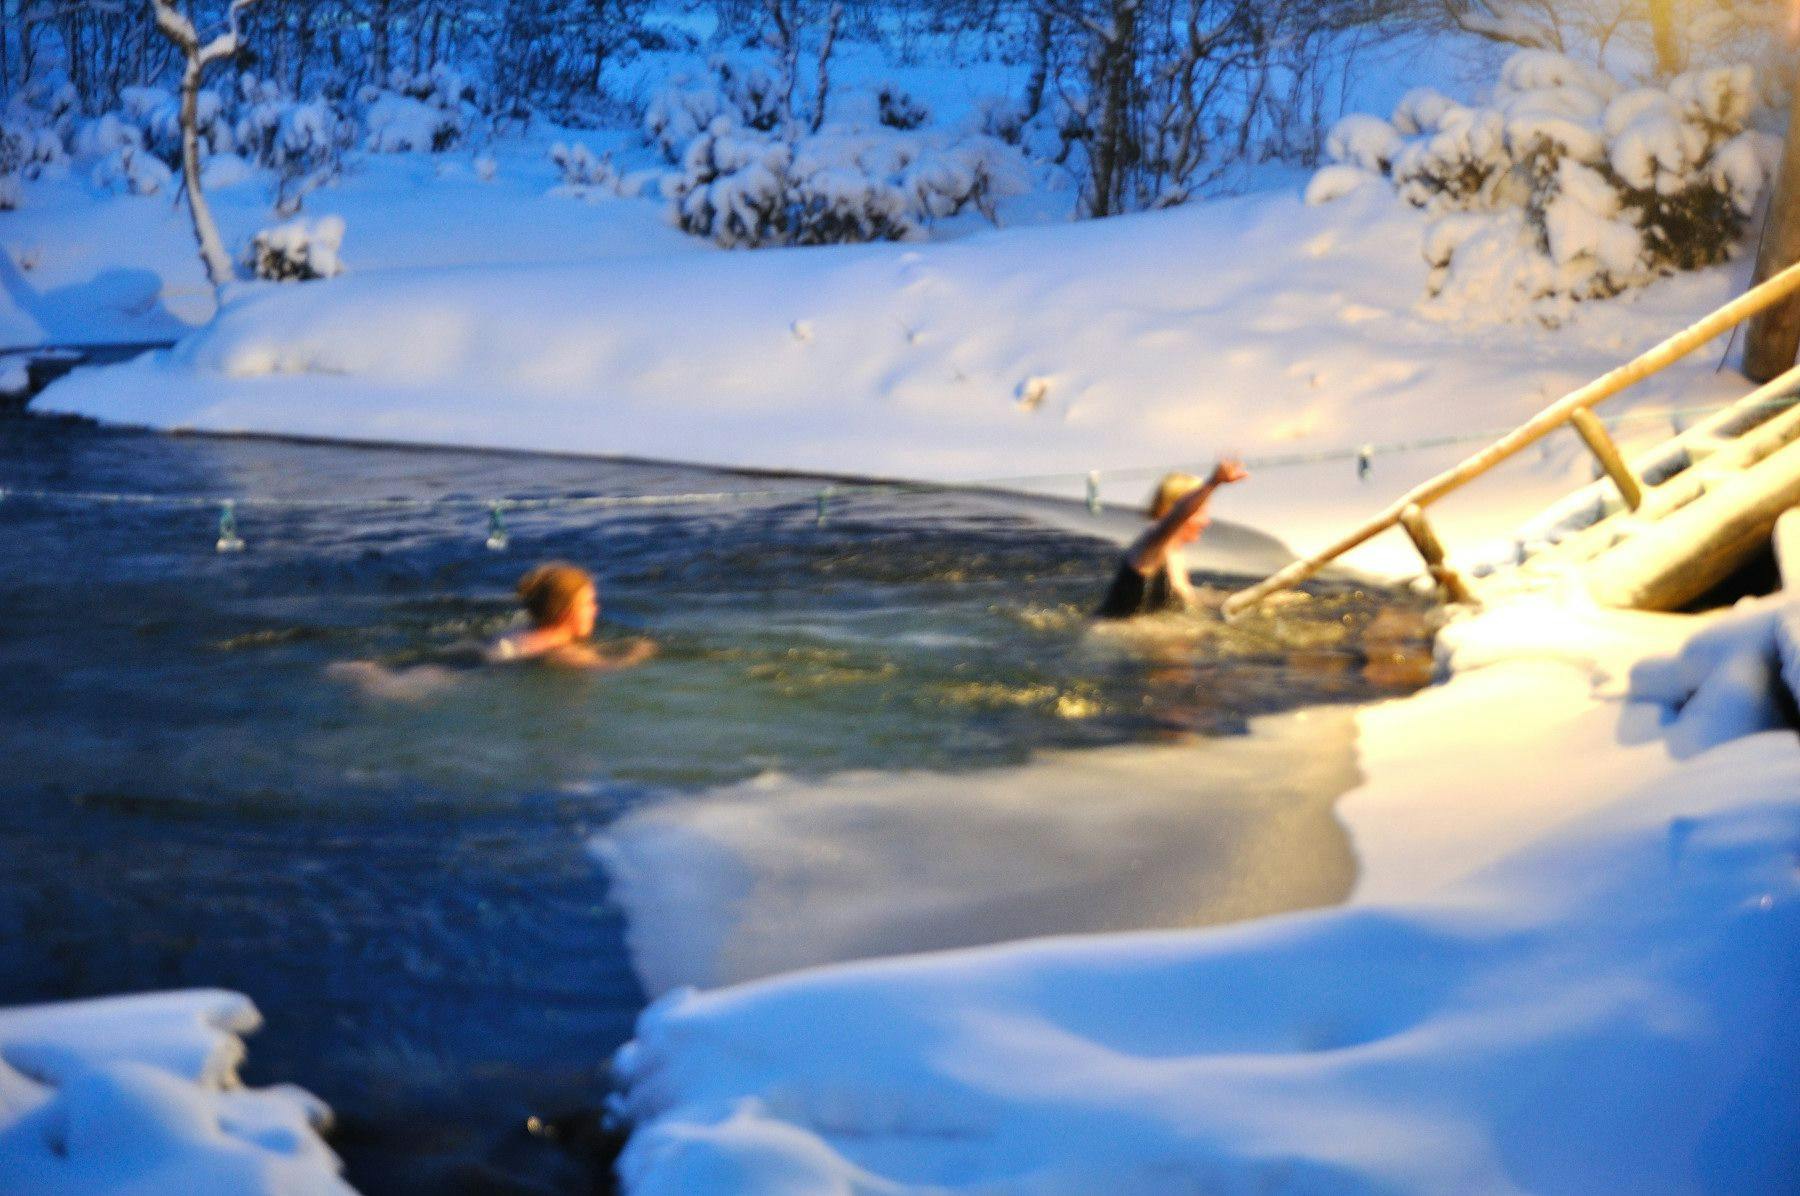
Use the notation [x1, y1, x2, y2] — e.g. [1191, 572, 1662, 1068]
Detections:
[0, 990, 351, 1194]
[606, 596, 1800, 1194]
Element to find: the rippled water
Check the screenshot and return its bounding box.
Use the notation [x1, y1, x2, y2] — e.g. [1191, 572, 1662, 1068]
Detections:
[0, 416, 1433, 1192]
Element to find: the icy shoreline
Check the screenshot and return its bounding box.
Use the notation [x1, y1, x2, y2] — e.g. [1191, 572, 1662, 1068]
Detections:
[605, 595, 1800, 1194]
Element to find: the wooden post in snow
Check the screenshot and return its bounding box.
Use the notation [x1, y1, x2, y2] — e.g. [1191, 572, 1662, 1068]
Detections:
[1744, 33, 1800, 383]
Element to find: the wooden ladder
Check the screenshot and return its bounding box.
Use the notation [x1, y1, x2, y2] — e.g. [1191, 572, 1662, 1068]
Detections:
[1221, 260, 1800, 618]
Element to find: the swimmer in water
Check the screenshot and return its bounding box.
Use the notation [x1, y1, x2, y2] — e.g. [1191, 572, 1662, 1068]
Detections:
[1095, 457, 1249, 619]
[487, 561, 656, 670]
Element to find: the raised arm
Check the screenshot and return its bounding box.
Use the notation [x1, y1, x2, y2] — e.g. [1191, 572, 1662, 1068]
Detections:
[1124, 457, 1249, 575]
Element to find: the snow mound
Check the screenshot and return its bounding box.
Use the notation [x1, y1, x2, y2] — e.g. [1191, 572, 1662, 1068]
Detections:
[0, 989, 353, 1195]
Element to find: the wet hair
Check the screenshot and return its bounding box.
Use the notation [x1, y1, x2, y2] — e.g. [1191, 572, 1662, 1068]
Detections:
[1148, 472, 1206, 520]
[517, 562, 596, 628]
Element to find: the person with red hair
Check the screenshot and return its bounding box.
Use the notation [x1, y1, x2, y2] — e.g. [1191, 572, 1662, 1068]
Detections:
[486, 561, 656, 670]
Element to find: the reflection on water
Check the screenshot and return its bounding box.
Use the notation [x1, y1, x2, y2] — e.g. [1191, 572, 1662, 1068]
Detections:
[0, 418, 1434, 1192]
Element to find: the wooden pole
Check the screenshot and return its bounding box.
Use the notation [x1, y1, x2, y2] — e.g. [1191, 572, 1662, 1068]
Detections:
[1775, 506, 1800, 589]
[1745, 52, 1800, 382]
[1568, 409, 1644, 511]
[1222, 259, 1800, 617]
[1398, 504, 1478, 605]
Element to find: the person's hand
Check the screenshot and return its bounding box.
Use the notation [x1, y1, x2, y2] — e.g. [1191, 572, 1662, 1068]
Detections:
[614, 637, 658, 666]
[1209, 456, 1249, 487]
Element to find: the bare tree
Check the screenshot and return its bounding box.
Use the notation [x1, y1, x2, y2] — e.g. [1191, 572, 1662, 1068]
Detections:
[809, 1, 842, 133]
[150, 0, 260, 290]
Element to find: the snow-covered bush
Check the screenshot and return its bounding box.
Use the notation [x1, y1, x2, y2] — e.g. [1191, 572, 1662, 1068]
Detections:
[1314, 51, 1780, 319]
[878, 84, 930, 131]
[0, 117, 67, 181]
[122, 84, 233, 164]
[72, 112, 144, 161]
[665, 120, 795, 247]
[549, 140, 624, 195]
[358, 67, 476, 154]
[364, 92, 463, 152]
[644, 57, 786, 162]
[0, 174, 19, 211]
[246, 215, 345, 281]
[1325, 114, 1402, 175]
[91, 144, 174, 196]
[665, 118, 1026, 249]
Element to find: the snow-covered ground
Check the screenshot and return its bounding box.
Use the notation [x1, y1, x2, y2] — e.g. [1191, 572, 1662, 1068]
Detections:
[0, 989, 352, 1194]
[607, 597, 1800, 1194]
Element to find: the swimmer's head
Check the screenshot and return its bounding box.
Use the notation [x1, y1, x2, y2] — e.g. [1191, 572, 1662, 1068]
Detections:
[517, 562, 599, 638]
[1148, 472, 1211, 542]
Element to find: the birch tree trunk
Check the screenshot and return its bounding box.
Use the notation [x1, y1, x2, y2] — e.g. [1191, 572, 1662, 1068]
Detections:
[151, 0, 261, 293]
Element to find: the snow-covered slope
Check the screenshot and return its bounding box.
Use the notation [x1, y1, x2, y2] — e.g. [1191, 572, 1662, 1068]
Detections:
[0, 989, 352, 1195]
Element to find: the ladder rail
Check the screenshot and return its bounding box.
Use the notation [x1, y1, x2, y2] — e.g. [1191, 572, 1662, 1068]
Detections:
[1222, 259, 1800, 617]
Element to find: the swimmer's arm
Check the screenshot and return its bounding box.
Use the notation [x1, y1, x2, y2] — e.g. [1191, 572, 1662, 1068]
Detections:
[543, 637, 658, 671]
[1124, 457, 1249, 575]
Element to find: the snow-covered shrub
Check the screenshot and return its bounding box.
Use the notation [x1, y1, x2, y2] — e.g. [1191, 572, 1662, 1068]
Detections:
[0, 174, 20, 211]
[645, 77, 733, 162]
[1325, 114, 1402, 175]
[549, 140, 623, 194]
[878, 84, 930, 131]
[665, 117, 1027, 249]
[1304, 164, 1380, 206]
[900, 135, 1024, 222]
[1316, 51, 1780, 319]
[122, 85, 233, 164]
[364, 92, 463, 152]
[73, 112, 144, 161]
[971, 96, 1027, 146]
[90, 143, 174, 196]
[359, 66, 474, 154]
[246, 215, 345, 281]
[790, 165, 915, 244]
[665, 120, 795, 247]
[1391, 88, 1458, 136]
[0, 117, 66, 181]
[1390, 108, 1515, 210]
[644, 57, 786, 162]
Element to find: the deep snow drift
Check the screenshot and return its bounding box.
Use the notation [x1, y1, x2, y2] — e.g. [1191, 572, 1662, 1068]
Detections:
[0, 989, 351, 1195]
[606, 597, 1800, 1194]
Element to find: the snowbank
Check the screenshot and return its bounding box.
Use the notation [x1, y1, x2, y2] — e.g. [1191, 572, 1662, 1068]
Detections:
[607, 597, 1800, 1194]
[31, 184, 1752, 576]
[0, 989, 352, 1195]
